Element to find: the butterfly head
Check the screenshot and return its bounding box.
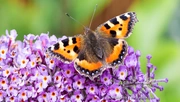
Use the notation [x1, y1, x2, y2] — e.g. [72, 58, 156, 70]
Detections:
[83, 27, 95, 35]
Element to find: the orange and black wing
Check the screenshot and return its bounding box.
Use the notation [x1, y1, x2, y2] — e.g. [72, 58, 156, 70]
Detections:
[105, 39, 128, 67]
[96, 12, 138, 39]
[46, 36, 82, 63]
[74, 46, 104, 80]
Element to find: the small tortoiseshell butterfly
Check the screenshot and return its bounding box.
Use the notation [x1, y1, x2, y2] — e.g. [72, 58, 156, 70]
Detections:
[47, 12, 138, 80]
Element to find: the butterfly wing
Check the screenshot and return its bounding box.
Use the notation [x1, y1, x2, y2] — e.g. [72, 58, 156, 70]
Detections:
[46, 36, 82, 63]
[105, 38, 128, 66]
[74, 41, 104, 80]
[96, 12, 138, 39]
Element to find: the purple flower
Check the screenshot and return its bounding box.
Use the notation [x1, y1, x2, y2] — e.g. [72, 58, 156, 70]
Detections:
[16, 53, 29, 68]
[37, 92, 49, 102]
[5, 96, 18, 102]
[6, 29, 17, 43]
[108, 84, 123, 100]
[114, 65, 128, 80]
[124, 52, 137, 69]
[7, 84, 18, 96]
[71, 90, 84, 102]
[47, 86, 58, 101]
[65, 82, 73, 92]
[18, 88, 31, 101]
[73, 75, 85, 89]
[40, 75, 51, 88]
[27, 54, 37, 68]
[62, 64, 75, 78]
[2, 66, 12, 77]
[86, 84, 98, 95]
[100, 70, 112, 86]
[0, 78, 8, 90]
[0, 43, 8, 59]
[0, 30, 168, 102]
[98, 85, 108, 97]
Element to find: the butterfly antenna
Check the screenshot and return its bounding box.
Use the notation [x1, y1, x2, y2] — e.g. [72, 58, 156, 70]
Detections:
[89, 4, 98, 28]
[65, 13, 86, 29]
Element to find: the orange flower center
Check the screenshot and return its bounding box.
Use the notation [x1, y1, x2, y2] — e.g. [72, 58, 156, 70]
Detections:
[90, 87, 94, 91]
[101, 99, 107, 102]
[12, 77, 16, 81]
[22, 92, 26, 96]
[50, 60, 54, 64]
[120, 72, 124, 76]
[68, 86, 72, 90]
[10, 97, 14, 100]
[9, 87, 13, 90]
[1, 80, 5, 84]
[77, 81, 81, 85]
[22, 60, 26, 64]
[1, 50, 5, 54]
[76, 95, 80, 99]
[43, 94, 46, 98]
[44, 77, 47, 81]
[52, 92, 55, 96]
[6, 70, 9, 74]
[12, 52, 15, 56]
[31, 62, 35, 65]
[66, 70, 70, 74]
[56, 76, 59, 81]
[61, 97, 65, 100]
[115, 88, 120, 93]
[104, 77, 108, 81]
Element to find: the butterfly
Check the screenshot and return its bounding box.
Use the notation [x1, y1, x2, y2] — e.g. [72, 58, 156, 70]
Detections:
[47, 12, 138, 80]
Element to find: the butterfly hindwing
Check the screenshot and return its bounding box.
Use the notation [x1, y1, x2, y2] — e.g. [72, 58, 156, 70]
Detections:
[74, 55, 104, 80]
[105, 39, 128, 66]
[97, 12, 138, 39]
[47, 36, 82, 63]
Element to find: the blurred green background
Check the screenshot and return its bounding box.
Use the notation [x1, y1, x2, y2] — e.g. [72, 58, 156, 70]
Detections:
[0, 0, 180, 101]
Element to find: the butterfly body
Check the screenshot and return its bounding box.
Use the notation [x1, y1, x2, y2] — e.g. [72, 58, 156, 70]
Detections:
[47, 12, 138, 80]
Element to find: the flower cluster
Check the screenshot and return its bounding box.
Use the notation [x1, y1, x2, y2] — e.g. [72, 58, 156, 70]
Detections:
[0, 30, 168, 102]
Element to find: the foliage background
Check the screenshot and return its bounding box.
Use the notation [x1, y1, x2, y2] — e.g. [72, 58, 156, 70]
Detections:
[0, 0, 179, 101]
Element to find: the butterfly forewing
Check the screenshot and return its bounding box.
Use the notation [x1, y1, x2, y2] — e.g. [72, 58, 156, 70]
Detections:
[46, 36, 82, 63]
[96, 12, 138, 39]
